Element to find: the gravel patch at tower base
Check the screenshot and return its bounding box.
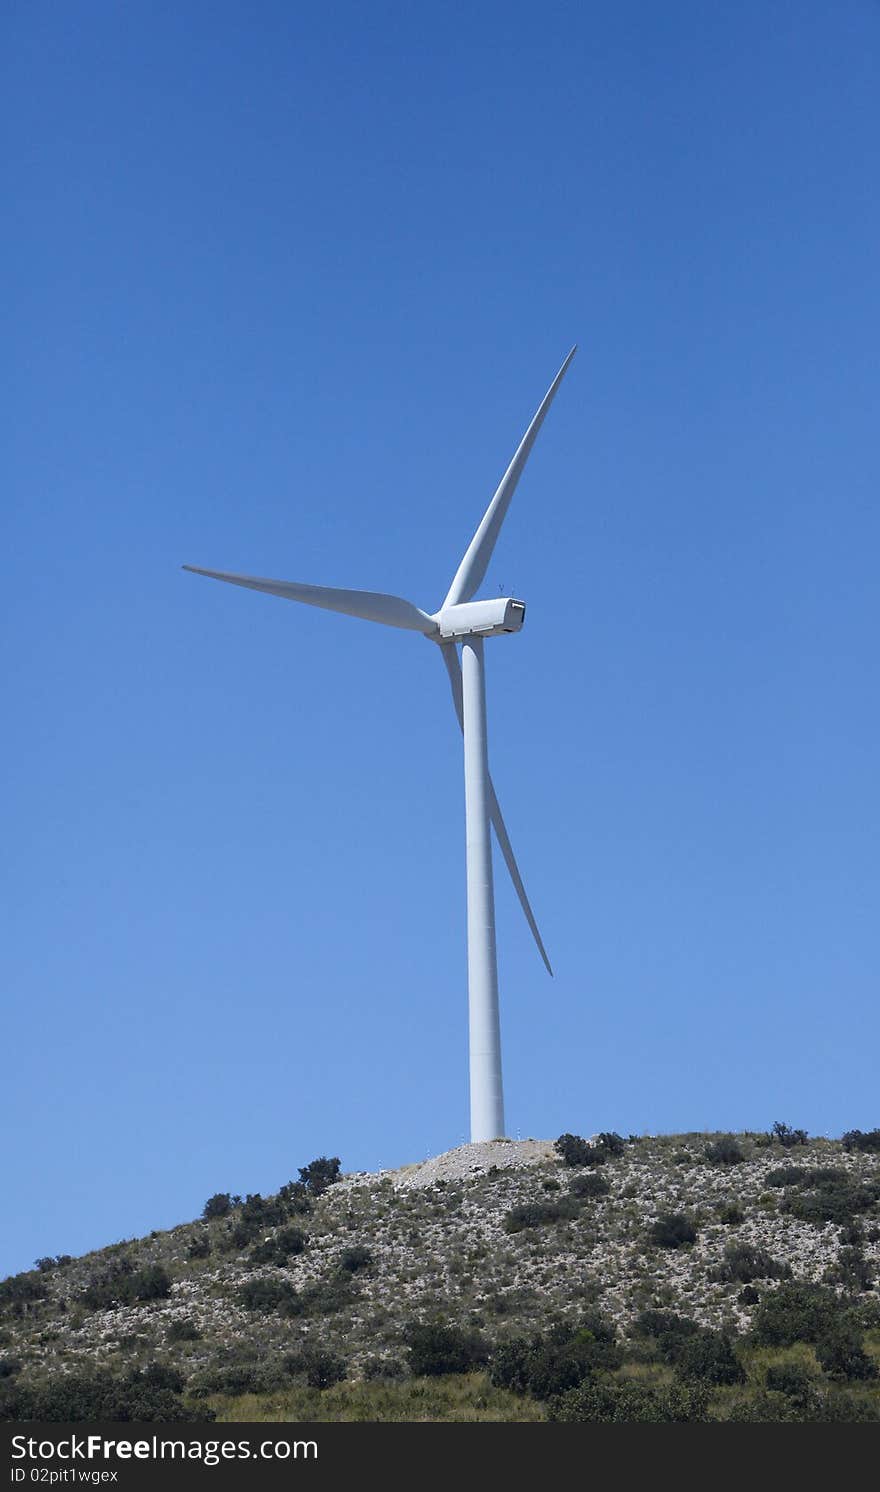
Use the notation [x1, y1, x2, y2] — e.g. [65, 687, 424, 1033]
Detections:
[387, 1139, 558, 1189]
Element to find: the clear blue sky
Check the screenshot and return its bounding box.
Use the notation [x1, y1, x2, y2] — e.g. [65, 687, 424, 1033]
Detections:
[3, 2, 878, 1277]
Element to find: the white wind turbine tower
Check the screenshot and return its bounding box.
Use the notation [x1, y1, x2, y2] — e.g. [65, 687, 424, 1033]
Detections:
[185, 347, 575, 1142]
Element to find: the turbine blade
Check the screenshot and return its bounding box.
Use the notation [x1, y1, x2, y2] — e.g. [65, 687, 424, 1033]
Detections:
[440, 644, 553, 975]
[183, 566, 437, 635]
[488, 778, 553, 977]
[442, 346, 576, 609]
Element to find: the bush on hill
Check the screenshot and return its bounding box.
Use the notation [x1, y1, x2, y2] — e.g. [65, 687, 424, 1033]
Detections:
[705, 1137, 745, 1165]
[202, 1193, 235, 1220]
[766, 1166, 808, 1188]
[569, 1173, 610, 1199]
[339, 1245, 374, 1273]
[249, 1226, 309, 1266]
[765, 1362, 815, 1400]
[770, 1121, 808, 1148]
[647, 1212, 698, 1249]
[815, 1327, 878, 1383]
[284, 1348, 347, 1389]
[504, 1197, 581, 1232]
[79, 1262, 171, 1312]
[238, 1276, 302, 1317]
[554, 1133, 624, 1168]
[1, 1363, 206, 1422]
[0, 1273, 48, 1317]
[781, 1178, 879, 1226]
[713, 1242, 792, 1284]
[403, 1321, 489, 1377]
[841, 1129, 880, 1153]
[298, 1157, 341, 1196]
[632, 1310, 700, 1363]
[825, 1246, 876, 1294]
[35, 1256, 72, 1273]
[751, 1282, 847, 1347]
[549, 1380, 710, 1422]
[674, 1330, 745, 1386]
[491, 1315, 621, 1399]
[717, 1201, 745, 1225]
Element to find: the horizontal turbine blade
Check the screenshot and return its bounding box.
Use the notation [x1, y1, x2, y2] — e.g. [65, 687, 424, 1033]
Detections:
[183, 566, 437, 635]
[440, 644, 553, 975]
[442, 346, 576, 610]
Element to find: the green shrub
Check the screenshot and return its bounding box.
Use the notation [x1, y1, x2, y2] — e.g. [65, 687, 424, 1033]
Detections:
[238, 1276, 302, 1316]
[491, 1315, 620, 1399]
[166, 1319, 201, 1343]
[79, 1262, 171, 1311]
[549, 1380, 709, 1422]
[284, 1348, 347, 1389]
[815, 1327, 878, 1382]
[728, 1387, 880, 1422]
[8, 1363, 208, 1422]
[766, 1166, 807, 1188]
[632, 1310, 700, 1363]
[299, 1275, 358, 1318]
[249, 1226, 309, 1266]
[804, 1166, 849, 1185]
[717, 1202, 745, 1225]
[781, 1180, 878, 1226]
[403, 1321, 488, 1376]
[807, 1390, 880, 1421]
[339, 1245, 373, 1273]
[569, 1173, 610, 1200]
[825, 1246, 876, 1294]
[298, 1157, 341, 1196]
[839, 1220, 865, 1246]
[240, 1194, 288, 1228]
[35, 1256, 72, 1273]
[189, 1362, 277, 1398]
[202, 1193, 234, 1220]
[647, 1212, 698, 1249]
[713, 1242, 792, 1284]
[0, 1359, 22, 1378]
[278, 1180, 313, 1215]
[770, 1121, 808, 1148]
[841, 1129, 880, 1153]
[186, 1234, 211, 1260]
[554, 1134, 603, 1168]
[751, 1282, 842, 1347]
[674, 1329, 745, 1385]
[132, 1265, 172, 1302]
[362, 1355, 406, 1380]
[503, 1197, 580, 1232]
[0, 1273, 48, 1317]
[765, 1362, 815, 1399]
[705, 1136, 745, 1166]
[554, 1132, 624, 1168]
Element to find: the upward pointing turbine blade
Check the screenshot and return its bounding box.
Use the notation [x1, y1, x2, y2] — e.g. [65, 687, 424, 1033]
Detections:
[442, 346, 577, 609]
[440, 643, 553, 976]
[182, 566, 438, 635]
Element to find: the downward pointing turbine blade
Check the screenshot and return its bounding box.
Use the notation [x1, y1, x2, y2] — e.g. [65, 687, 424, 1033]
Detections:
[442, 347, 576, 610]
[182, 566, 437, 635]
[440, 644, 553, 976]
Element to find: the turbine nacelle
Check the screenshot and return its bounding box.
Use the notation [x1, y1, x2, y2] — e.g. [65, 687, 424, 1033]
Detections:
[434, 598, 526, 642]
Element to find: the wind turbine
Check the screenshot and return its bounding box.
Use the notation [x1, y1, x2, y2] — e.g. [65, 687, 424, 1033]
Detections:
[184, 347, 575, 1143]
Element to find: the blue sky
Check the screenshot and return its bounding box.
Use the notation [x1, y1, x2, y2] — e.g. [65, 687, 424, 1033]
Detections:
[3, 2, 878, 1277]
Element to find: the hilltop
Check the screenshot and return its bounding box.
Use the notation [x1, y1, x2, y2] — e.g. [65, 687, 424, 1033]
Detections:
[2, 1128, 880, 1422]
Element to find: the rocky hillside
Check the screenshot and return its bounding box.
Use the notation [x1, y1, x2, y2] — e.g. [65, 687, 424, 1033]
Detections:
[2, 1128, 879, 1421]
